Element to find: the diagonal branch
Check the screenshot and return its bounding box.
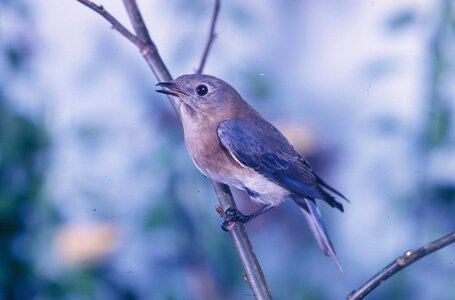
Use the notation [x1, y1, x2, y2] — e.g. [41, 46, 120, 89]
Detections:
[76, 0, 146, 51]
[120, 0, 178, 114]
[212, 183, 273, 299]
[196, 0, 221, 74]
[75, 1, 273, 299]
[347, 230, 455, 300]
[76, 0, 178, 114]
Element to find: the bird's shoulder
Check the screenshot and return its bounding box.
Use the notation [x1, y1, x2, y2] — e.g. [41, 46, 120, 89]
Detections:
[217, 118, 290, 148]
[217, 117, 300, 171]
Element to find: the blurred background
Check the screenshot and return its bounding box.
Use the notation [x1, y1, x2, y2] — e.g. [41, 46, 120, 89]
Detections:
[1, 0, 454, 299]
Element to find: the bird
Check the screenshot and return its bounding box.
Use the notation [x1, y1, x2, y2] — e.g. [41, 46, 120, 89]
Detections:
[156, 74, 349, 271]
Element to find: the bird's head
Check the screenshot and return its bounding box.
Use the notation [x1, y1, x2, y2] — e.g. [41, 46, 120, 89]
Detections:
[156, 74, 242, 116]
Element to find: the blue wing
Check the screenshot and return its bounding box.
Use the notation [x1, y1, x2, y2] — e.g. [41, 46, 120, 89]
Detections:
[217, 118, 346, 211]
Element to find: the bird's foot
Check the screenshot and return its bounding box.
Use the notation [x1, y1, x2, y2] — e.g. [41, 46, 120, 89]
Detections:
[221, 207, 251, 231]
[220, 205, 273, 231]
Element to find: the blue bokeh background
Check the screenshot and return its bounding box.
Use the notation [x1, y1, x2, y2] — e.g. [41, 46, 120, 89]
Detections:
[1, 0, 454, 299]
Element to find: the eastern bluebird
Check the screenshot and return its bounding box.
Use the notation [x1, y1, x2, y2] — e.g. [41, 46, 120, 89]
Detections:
[156, 74, 348, 271]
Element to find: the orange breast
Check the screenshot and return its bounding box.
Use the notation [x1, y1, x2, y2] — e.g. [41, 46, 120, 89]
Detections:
[180, 106, 247, 184]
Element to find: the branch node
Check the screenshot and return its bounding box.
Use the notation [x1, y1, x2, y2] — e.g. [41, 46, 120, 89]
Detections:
[396, 250, 414, 266]
[141, 45, 152, 56]
[215, 204, 224, 216]
[395, 257, 406, 266]
[76, 0, 146, 51]
[404, 250, 413, 258]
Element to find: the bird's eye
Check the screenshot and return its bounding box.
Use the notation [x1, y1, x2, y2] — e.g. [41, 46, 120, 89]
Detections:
[196, 85, 208, 96]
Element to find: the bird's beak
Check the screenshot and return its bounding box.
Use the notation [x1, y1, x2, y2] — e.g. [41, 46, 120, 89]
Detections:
[155, 82, 188, 97]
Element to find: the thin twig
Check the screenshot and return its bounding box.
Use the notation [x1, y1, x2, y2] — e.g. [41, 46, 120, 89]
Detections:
[347, 230, 455, 300]
[76, 0, 146, 50]
[196, 0, 221, 74]
[75, 1, 273, 299]
[77, 0, 177, 112]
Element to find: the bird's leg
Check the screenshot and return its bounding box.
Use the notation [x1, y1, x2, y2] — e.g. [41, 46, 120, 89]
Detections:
[221, 205, 273, 231]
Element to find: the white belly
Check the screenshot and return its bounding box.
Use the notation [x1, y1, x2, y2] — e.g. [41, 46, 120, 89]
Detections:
[240, 172, 290, 206]
[192, 155, 289, 206]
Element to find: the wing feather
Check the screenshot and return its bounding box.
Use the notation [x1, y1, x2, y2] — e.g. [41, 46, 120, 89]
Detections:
[217, 119, 346, 211]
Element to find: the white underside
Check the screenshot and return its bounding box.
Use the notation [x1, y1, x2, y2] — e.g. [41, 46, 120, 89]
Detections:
[240, 172, 290, 206]
[194, 158, 290, 206]
[223, 148, 290, 206]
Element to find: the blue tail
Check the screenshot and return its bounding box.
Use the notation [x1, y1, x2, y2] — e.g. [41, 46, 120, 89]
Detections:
[296, 198, 343, 272]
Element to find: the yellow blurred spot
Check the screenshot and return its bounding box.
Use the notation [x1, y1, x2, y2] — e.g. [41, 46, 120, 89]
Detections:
[275, 121, 317, 155]
[54, 222, 116, 265]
